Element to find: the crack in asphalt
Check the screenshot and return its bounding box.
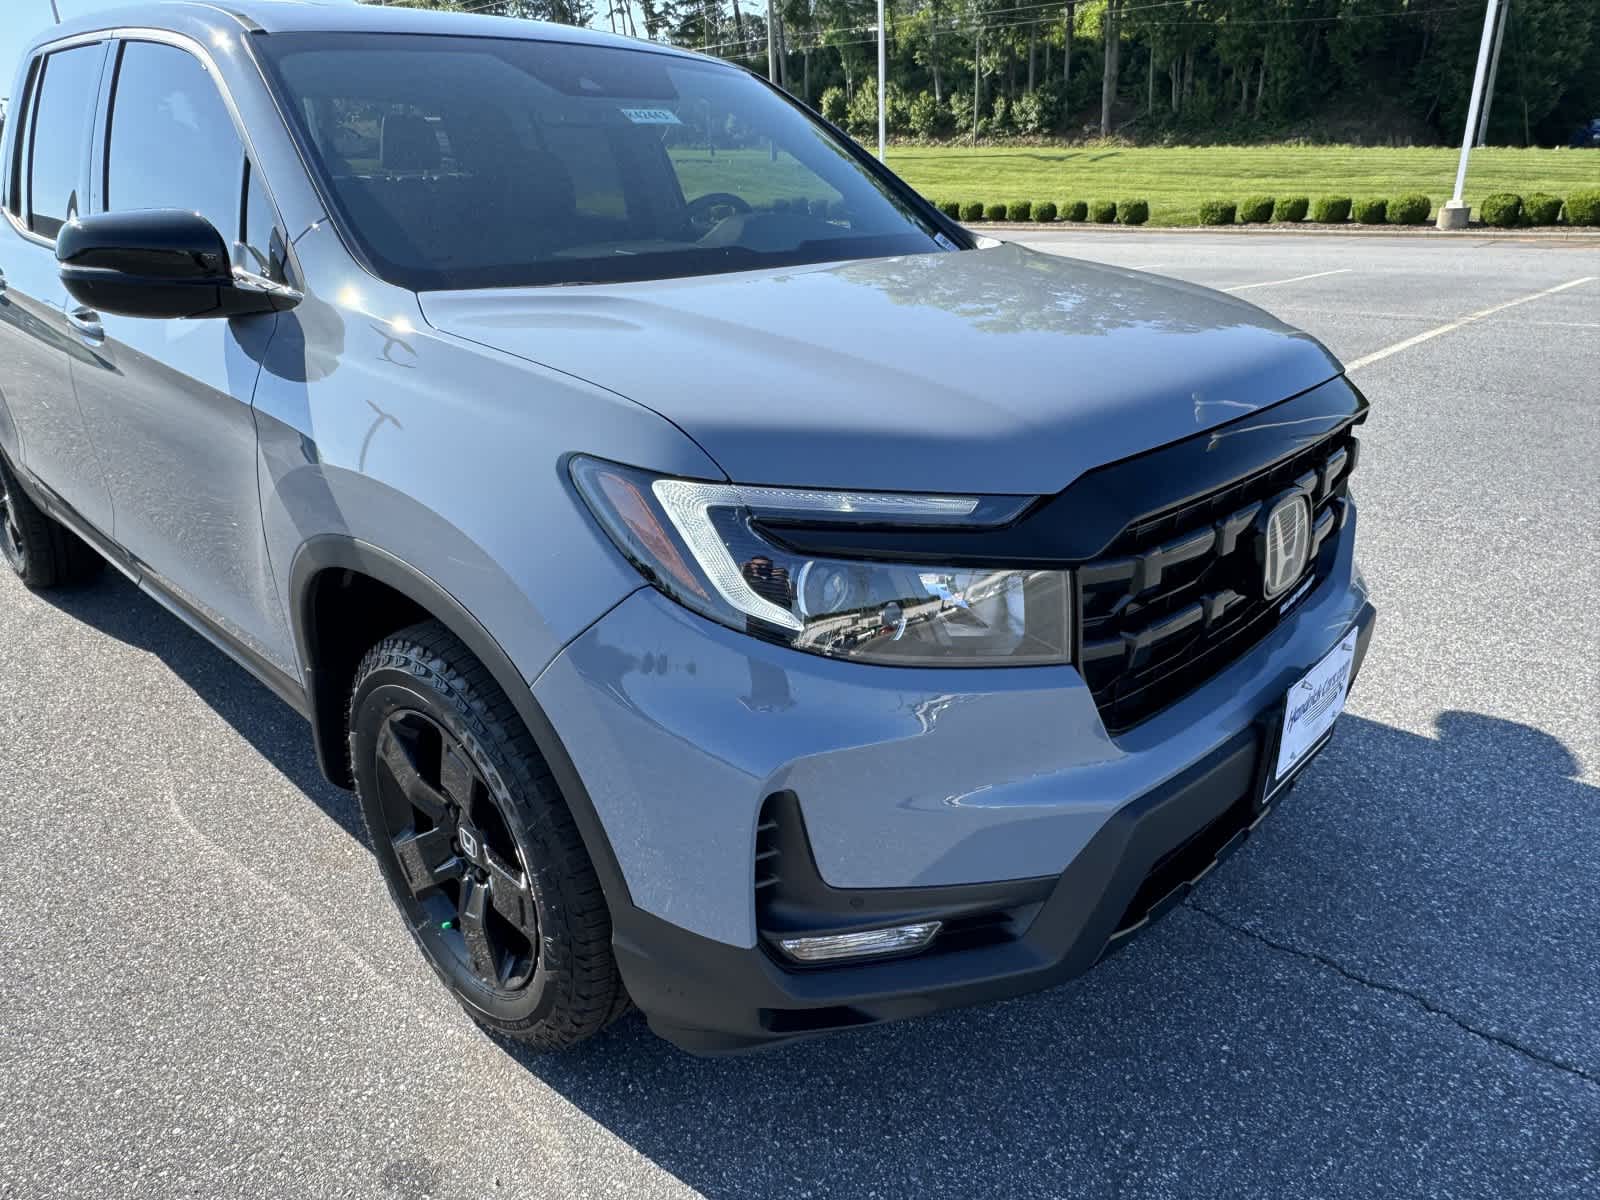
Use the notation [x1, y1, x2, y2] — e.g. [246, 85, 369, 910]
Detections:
[1186, 901, 1600, 1090]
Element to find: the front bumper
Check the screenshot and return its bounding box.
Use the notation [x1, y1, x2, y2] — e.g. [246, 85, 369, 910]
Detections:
[616, 601, 1372, 1053]
[532, 494, 1374, 1050]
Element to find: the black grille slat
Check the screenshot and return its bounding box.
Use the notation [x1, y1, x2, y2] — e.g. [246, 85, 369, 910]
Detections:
[1079, 431, 1358, 734]
[753, 815, 781, 891]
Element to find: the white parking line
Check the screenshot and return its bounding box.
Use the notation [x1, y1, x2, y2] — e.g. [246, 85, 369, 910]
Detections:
[1345, 276, 1598, 372]
[1223, 268, 1352, 293]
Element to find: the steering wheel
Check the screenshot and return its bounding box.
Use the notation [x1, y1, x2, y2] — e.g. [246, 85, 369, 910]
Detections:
[684, 191, 753, 231]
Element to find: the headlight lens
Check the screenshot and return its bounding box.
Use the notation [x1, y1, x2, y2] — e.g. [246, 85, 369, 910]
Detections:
[571, 457, 1072, 667]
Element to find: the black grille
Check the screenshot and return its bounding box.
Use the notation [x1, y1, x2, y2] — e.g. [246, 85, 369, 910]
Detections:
[1078, 430, 1358, 734]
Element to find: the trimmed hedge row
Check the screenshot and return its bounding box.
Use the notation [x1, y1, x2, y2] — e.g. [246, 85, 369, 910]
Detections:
[943, 198, 1150, 225]
[940, 189, 1600, 228]
[1569, 189, 1600, 225]
[1476, 190, 1599, 227]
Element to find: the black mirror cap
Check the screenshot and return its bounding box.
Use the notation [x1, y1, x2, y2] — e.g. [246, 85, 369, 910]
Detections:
[56, 209, 298, 319]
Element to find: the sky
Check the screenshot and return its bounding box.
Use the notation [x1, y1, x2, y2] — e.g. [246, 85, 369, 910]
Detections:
[1, 1, 142, 100]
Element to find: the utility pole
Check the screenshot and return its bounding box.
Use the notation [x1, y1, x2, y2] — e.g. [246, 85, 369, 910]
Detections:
[1439, 0, 1501, 228]
[876, 0, 886, 160]
[767, 2, 777, 81]
[1475, 0, 1510, 146]
[972, 26, 982, 149]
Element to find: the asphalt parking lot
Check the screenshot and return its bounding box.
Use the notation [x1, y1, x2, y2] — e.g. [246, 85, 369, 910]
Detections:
[3, 230, 1598, 1199]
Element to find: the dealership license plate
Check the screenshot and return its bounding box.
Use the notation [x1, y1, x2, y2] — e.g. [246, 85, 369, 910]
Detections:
[1271, 630, 1359, 789]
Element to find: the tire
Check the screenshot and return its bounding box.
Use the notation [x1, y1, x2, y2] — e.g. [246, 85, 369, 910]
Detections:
[0, 452, 102, 589]
[349, 620, 627, 1049]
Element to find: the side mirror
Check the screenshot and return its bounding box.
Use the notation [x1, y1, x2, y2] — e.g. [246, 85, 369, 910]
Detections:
[56, 209, 299, 320]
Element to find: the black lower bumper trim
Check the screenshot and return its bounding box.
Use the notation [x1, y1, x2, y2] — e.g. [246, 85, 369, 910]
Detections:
[612, 603, 1376, 1054]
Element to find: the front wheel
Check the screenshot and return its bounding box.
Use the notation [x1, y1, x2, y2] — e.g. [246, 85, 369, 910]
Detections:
[349, 621, 627, 1049]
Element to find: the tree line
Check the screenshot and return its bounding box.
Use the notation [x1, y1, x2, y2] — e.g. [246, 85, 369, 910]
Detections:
[375, 1, 1600, 146]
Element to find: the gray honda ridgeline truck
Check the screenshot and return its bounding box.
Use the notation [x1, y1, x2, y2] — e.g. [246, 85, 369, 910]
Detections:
[0, 0, 1373, 1053]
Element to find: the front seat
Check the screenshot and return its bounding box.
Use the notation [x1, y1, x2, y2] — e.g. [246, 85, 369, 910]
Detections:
[380, 112, 442, 175]
[490, 147, 580, 258]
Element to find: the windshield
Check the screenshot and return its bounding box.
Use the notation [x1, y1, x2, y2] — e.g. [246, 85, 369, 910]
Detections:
[256, 33, 955, 290]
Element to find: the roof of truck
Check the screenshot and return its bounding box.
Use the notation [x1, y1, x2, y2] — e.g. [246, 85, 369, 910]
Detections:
[35, 1, 698, 60]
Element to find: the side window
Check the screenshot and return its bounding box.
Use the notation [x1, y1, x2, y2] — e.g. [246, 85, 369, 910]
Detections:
[4, 60, 38, 217]
[27, 44, 105, 238]
[105, 41, 243, 239]
[240, 160, 287, 283]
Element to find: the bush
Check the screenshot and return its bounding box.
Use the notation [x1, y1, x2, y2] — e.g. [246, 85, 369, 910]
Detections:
[1479, 192, 1522, 228]
[1032, 200, 1058, 223]
[937, 199, 961, 219]
[1089, 199, 1117, 223]
[819, 86, 847, 126]
[1007, 200, 1032, 222]
[949, 93, 973, 135]
[1011, 91, 1043, 135]
[985, 201, 1008, 221]
[842, 84, 912, 137]
[908, 91, 951, 139]
[1388, 194, 1431, 225]
[1011, 87, 1062, 136]
[1062, 200, 1088, 222]
[1118, 198, 1149, 226]
[1239, 195, 1275, 224]
[1352, 197, 1388, 225]
[1310, 195, 1352, 223]
[1562, 188, 1600, 225]
[1273, 196, 1310, 222]
[1198, 199, 1236, 226]
[988, 95, 1012, 135]
[961, 200, 985, 222]
[1523, 192, 1563, 225]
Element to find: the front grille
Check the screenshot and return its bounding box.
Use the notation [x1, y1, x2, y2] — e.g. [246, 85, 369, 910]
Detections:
[1078, 430, 1358, 734]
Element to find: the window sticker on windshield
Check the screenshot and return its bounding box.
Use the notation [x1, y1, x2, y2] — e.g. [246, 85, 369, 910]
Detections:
[620, 107, 682, 125]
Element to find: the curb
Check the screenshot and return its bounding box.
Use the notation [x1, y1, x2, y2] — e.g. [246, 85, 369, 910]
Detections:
[965, 222, 1600, 242]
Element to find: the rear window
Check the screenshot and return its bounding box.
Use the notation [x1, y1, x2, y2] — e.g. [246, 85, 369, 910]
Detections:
[256, 33, 952, 290]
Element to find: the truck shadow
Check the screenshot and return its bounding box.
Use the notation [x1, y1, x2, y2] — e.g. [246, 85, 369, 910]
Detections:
[33, 571, 1600, 1198]
[498, 710, 1598, 1199]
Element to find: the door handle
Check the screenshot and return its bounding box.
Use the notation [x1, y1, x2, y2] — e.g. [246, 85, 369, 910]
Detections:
[66, 305, 104, 343]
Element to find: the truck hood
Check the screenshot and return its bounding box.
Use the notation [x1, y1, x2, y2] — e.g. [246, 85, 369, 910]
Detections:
[419, 242, 1342, 495]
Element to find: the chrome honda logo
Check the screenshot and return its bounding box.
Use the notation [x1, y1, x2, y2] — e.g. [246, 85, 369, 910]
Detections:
[1261, 494, 1312, 598]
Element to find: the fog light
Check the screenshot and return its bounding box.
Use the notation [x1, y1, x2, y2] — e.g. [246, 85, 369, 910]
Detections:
[777, 921, 942, 964]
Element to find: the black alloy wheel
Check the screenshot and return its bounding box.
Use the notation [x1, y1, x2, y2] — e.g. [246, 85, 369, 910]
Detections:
[373, 708, 540, 994]
[350, 621, 626, 1048]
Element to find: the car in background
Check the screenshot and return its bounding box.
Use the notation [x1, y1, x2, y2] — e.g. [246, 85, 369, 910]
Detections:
[1571, 118, 1600, 148]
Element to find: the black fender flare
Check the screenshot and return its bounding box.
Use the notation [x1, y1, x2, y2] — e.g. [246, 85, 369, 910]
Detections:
[288, 534, 634, 909]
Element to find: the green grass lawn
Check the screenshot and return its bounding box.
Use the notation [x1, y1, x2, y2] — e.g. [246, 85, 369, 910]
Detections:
[883, 144, 1600, 225]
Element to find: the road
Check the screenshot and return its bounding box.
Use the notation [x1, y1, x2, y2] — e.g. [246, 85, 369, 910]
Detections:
[3, 232, 1598, 1199]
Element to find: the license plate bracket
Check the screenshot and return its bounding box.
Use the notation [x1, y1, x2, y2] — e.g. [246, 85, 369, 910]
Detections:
[1257, 628, 1359, 806]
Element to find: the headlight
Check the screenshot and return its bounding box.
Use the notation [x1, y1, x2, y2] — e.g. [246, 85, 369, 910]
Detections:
[571, 456, 1072, 667]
